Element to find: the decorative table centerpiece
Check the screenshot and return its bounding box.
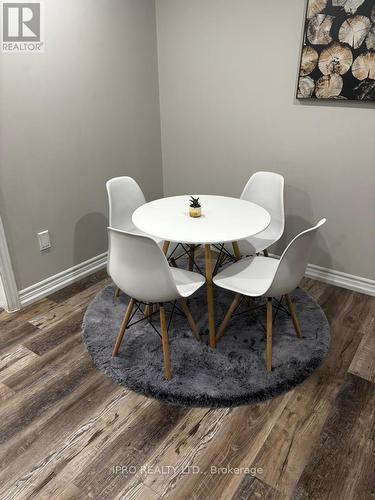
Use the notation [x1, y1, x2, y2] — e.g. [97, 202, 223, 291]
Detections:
[189, 196, 202, 218]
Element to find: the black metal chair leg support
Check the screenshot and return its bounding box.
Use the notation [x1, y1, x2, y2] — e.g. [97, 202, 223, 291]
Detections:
[181, 244, 204, 275]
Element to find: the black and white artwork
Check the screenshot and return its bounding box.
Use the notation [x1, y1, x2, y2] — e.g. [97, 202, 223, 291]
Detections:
[297, 0, 375, 100]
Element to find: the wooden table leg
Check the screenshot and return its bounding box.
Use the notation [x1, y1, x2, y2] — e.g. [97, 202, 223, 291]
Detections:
[205, 244, 216, 348]
[232, 241, 242, 261]
[162, 240, 170, 256]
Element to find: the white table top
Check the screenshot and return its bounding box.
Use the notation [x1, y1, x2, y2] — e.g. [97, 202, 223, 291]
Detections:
[132, 195, 271, 245]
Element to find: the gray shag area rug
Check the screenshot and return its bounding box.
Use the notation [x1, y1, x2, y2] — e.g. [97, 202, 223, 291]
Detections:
[82, 284, 330, 408]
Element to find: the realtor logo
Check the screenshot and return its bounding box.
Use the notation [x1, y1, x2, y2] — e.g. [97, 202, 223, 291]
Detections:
[1, 1, 44, 52]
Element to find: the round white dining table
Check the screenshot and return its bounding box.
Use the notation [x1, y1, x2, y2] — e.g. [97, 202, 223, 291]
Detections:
[133, 195, 271, 348]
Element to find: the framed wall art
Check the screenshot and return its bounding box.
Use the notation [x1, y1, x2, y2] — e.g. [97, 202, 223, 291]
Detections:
[297, 0, 375, 100]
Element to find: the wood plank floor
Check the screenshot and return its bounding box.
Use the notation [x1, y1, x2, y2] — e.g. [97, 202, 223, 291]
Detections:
[0, 270, 374, 500]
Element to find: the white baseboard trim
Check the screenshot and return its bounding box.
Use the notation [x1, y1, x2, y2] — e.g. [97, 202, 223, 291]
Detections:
[19, 252, 108, 307]
[305, 263, 375, 297]
[18, 250, 375, 309]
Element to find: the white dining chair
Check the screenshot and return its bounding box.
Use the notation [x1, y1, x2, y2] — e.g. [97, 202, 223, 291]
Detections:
[107, 176, 155, 235]
[107, 176, 166, 298]
[108, 227, 206, 380]
[213, 219, 326, 372]
[222, 171, 285, 259]
[106, 176, 179, 265]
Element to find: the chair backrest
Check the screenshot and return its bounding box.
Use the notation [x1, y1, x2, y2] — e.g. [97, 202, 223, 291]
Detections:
[267, 219, 326, 297]
[241, 171, 285, 234]
[106, 177, 146, 231]
[107, 227, 180, 303]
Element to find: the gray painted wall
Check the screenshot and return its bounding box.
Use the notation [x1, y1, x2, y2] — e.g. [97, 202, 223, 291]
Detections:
[1, 0, 374, 294]
[0, 0, 163, 290]
[156, 0, 375, 279]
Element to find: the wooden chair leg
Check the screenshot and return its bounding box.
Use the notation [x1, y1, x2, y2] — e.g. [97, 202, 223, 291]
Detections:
[286, 294, 303, 338]
[114, 287, 121, 298]
[144, 304, 154, 318]
[266, 298, 273, 372]
[216, 293, 242, 341]
[144, 305, 149, 317]
[159, 304, 172, 380]
[112, 299, 135, 357]
[263, 249, 269, 257]
[244, 296, 255, 308]
[179, 299, 201, 341]
[205, 244, 216, 348]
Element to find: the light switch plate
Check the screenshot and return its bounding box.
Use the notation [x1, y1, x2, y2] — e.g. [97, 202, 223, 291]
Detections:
[37, 230, 51, 251]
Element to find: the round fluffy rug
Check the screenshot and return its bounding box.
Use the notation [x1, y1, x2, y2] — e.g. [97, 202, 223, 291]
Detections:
[82, 284, 330, 407]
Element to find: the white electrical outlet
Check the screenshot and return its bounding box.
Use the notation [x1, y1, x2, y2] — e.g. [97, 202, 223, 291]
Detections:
[37, 230, 51, 251]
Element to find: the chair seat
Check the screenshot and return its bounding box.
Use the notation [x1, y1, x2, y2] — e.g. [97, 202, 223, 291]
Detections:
[171, 268, 206, 298]
[222, 221, 282, 256]
[213, 256, 279, 297]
